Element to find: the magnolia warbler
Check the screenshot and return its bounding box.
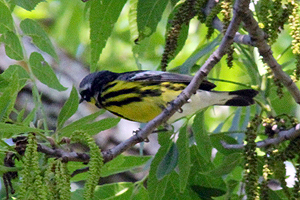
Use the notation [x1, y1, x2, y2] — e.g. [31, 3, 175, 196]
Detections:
[79, 70, 258, 123]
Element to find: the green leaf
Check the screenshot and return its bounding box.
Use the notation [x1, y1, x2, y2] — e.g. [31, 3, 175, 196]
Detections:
[59, 116, 120, 137]
[0, 76, 9, 91]
[137, 0, 168, 39]
[0, 123, 42, 138]
[189, 145, 214, 173]
[0, 1, 14, 33]
[17, 107, 26, 123]
[0, 71, 19, 120]
[51, 0, 85, 55]
[0, 165, 21, 175]
[29, 52, 67, 91]
[190, 185, 226, 200]
[228, 108, 241, 132]
[192, 112, 212, 161]
[72, 155, 150, 182]
[71, 182, 135, 200]
[228, 108, 245, 144]
[1, 31, 23, 60]
[0, 65, 30, 89]
[101, 155, 152, 177]
[57, 86, 79, 130]
[177, 124, 190, 192]
[226, 180, 239, 197]
[128, 0, 139, 42]
[162, 172, 193, 200]
[57, 110, 104, 136]
[89, 0, 127, 72]
[205, 153, 242, 177]
[14, 0, 45, 11]
[22, 107, 37, 126]
[242, 106, 251, 130]
[20, 19, 57, 60]
[68, 162, 88, 182]
[268, 189, 289, 200]
[210, 133, 242, 155]
[157, 142, 178, 180]
[132, 185, 149, 200]
[148, 139, 172, 200]
[189, 146, 227, 199]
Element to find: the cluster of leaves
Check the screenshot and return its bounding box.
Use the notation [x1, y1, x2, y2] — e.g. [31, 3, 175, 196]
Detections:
[0, 0, 151, 199]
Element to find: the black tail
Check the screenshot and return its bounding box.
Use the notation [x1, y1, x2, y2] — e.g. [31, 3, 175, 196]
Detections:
[225, 89, 258, 106]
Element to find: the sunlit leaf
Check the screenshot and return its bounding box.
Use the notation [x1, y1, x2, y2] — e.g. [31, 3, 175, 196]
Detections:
[14, 0, 45, 11]
[0, 123, 42, 138]
[137, 0, 168, 40]
[57, 110, 104, 135]
[20, 18, 58, 60]
[29, 52, 67, 91]
[57, 86, 79, 130]
[22, 107, 37, 126]
[132, 185, 149, 200]
[89, 0, 127, 72]
[0, 1, 13, 33]
[71, 182, 134, 200]
[0, 165, 21, 175]
[0, 65, 30, 89]
[59, 117, 120, 137]
[101, 155, 152, 177]
[51, 0, 84, 55]
[0, 72, 19, 121]
[1, 31, 23, 60]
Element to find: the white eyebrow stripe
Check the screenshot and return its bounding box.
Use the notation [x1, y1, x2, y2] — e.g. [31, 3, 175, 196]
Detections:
[79, 83, 91, 93]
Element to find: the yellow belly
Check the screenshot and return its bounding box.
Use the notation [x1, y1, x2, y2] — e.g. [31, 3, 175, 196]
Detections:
[100, 80, 184, 123]
[106, 96, 164, 123]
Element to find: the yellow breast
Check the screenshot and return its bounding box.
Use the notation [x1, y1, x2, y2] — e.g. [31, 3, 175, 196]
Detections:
[98, 80, 185, 122]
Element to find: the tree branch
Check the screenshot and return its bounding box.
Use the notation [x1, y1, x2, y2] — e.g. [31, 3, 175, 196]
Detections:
[240, 8, 300, 104]
[37, 144, 90, 163]
[204, 0, 255, 46]
[221, 124, 300, 149]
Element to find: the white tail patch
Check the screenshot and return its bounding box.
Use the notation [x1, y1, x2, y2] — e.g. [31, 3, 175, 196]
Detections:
[168, 90, 232, 122]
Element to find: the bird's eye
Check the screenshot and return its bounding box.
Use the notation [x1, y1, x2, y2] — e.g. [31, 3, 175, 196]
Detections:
[80, 90, 92, 102]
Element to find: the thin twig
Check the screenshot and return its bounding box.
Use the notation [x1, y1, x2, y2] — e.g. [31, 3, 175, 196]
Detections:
[240, 8, 300, 104]
[204, 0, 255, 46]
[221, 124, 300, 149]
[37, 144, 90, 162]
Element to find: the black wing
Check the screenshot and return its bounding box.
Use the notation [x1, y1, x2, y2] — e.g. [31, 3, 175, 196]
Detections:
[117, 70, 216, 91]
